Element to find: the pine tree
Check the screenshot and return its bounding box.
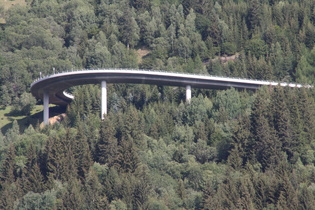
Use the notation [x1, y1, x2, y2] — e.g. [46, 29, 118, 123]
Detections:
[117, 135, 139, 173]
[271, 87, 294, 161]
[177, 179, 186, 200]
[123, 105, 144, 149]
[210, 176, 239, 209]
[237, 175, 256, 209]
[192, 121, 207, 142]
[247, 0, 261, 35]
[0, 130, 5, 149]
[95, 115, 118, 167]
[287, 88, 304, 156]
[5, 120, 20, 143]
[102, 167, 121, 202]
[228, 144, 244, 171]
[0, 182, 20, 210]
[208, 10, 221, 46]
[84, 169, 109, 209]
[22, 144, 45, 193]
[251, 88, 282, 170]
[298, 88, 315, 145]
[45, 136, 63, 182]
[279, 176, 299, 210]
[295, 88, 315, 163]
[45, 130, 78, 182]
[119, 173, 135, 209]
[61, 178, 85, 209]
[119, 8, 140, 48]
[133, 165, 151, 209]
[74, 132, 92, 180]
[83, 86, 92, 115]
[0, 144, 16, 184]
[229, 114, 251, 169]
[130, 0, 150, 12]
[298, 184, 315, 209]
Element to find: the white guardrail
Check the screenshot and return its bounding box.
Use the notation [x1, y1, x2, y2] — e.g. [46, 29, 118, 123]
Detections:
[31, 68, 309, 88]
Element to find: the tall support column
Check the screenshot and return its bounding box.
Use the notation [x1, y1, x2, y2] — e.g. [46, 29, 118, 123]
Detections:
[43, 92, 49, 125]
[101, 81, 107, 119]
[186, 85, 191, 103]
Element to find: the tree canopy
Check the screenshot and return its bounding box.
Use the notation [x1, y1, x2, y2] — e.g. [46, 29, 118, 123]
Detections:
[1, 0, 315, 208]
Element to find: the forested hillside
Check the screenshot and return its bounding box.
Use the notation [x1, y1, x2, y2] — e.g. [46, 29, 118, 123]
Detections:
[1, 0, 315, 209]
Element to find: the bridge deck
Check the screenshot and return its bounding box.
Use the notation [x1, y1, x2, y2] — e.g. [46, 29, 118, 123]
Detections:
[30, 69, 304, 106]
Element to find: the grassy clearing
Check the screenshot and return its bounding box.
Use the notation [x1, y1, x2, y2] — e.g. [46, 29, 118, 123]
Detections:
[0, 105, 66, 134]
[0, 105, 42, 134]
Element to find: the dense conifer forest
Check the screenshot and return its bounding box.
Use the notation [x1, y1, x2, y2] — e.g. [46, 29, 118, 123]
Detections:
[0, 0, 315, 209]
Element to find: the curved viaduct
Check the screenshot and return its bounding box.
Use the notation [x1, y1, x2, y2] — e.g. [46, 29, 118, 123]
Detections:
[30, 69, 303, 125]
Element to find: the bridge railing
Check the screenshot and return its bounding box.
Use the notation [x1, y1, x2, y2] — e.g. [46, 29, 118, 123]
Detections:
[31, 68, 308, 88]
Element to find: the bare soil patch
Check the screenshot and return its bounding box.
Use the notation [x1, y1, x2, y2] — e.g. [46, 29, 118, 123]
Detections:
[136, 49, 150, 64]
[40, 113, 67, 129]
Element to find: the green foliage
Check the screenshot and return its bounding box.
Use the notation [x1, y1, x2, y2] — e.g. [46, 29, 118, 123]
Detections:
[1, 0, 315, 209]
[245, 38, 267, 58]
[181, 94, 212, 125]
[212, 88, 242, 122]
[1, 86, 315, 208]
[12, 92, 36, 116]
[221, 42, 237, 56]
[296, 47, 315, 84]
[0, 144, 16, 183]
[14, 190, 56, 210]
[95, 115, 118, 166]
[67, 84, 100, 125]
[5, 120, 20, 143]
[44, 128, 80, 182]
[109, 199, 127, 210]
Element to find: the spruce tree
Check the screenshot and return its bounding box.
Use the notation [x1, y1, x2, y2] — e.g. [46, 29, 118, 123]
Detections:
[0, 182, 19, 210]
[123, 105, 144, 149]
[133, 165, 151, 209]
[298, 184, 315, 209]
[251, 88, 281, 170]
[117, 135, 139, 173]
[45, 130, 78, 182]
[247, 0, 261, 34]
[228, 114, 251, 169]
[74, 133, 92, 180]
[287, 88, 304, 158]
[61, 178, 85, 209]
[95, 115, 118, 166]
[84, 169, 109, 209]
[0, 144, 16, 184]
[22, 144, 45, 193]
[271, 87, 294, 161]
[297, 88, 315, 163]
[298, 88, 315, 145]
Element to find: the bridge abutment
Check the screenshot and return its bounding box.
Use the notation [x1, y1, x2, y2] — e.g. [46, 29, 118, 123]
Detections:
[101, 81, 107, 119]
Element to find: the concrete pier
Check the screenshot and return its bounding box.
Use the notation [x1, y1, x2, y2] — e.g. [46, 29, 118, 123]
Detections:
[101, 81, 107, 119]
[43, 92, 49, 125]
[186, 85, 191, 103]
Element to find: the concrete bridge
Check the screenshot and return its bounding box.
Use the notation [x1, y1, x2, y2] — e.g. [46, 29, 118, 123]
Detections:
[30, 69, 305, 125]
